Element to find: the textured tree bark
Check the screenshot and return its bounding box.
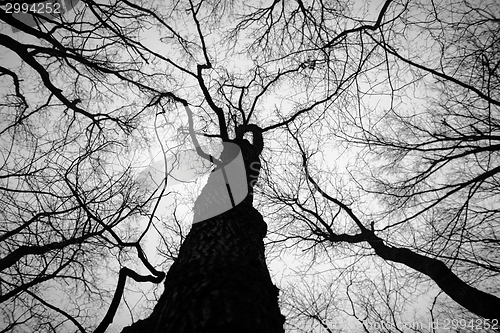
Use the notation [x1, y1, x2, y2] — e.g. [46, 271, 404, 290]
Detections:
[121, 139, 285, 333]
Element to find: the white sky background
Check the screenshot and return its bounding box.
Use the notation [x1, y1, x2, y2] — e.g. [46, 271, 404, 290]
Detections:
[0, 0, 481, 332]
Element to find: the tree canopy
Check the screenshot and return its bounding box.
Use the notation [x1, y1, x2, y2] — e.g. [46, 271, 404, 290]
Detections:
[0, 0, 499, 332]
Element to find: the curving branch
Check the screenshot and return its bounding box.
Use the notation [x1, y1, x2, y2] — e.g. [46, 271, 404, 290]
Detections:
[196, 65, 229, 141]
[25, 290, 86, 333]
[184, 103, 223, 166]
[0, 232, 100, 272]
[289, 127, 500, 323]
[368, 34, 500, 107]
[323, 0, 394, 49]
[235, 124, 264, 155]
[94, 267, 164, 333]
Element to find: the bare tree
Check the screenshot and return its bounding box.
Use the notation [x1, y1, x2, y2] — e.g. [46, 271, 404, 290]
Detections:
[3, 0, 498, 332]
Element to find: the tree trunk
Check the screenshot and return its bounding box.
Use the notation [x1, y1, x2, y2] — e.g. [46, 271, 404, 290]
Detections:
[121, 139, 285, 333]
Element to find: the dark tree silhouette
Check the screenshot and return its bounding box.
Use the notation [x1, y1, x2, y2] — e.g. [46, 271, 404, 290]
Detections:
[2, 0, 499, 332]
